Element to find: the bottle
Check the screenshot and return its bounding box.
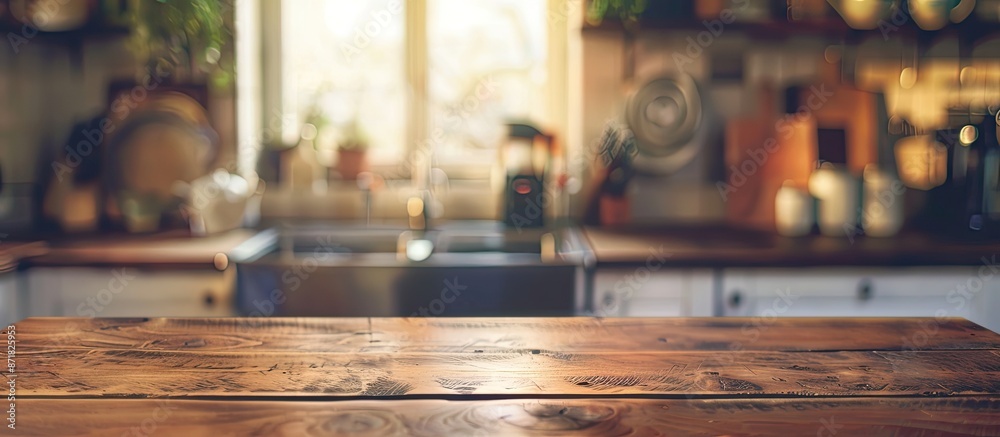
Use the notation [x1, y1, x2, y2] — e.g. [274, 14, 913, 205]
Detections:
[809, 162, 860, 237]
[862, 165, 904, 237]
[282, 124, 326, 194]
[775, 181, 814, 237]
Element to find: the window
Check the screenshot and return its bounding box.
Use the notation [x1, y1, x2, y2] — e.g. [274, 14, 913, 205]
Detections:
[281, 0, 408, 166]
[274, 0, 555, 179]
[426, 0, 549, 167]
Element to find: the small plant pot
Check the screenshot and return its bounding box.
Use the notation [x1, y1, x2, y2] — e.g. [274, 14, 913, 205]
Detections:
[337, 148, 369, 180]
[599, 194, 630, 226]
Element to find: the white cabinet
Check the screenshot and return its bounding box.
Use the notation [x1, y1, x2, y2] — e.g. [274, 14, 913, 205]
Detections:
[0, 272, 21, 326]
[24, 267, 236, 318]
[591, 268, 713, 317]
[720, 267, 1000, 333]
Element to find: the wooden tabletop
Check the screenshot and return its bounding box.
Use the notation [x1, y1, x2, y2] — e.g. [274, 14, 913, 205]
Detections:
[5, 317, 1000, 435]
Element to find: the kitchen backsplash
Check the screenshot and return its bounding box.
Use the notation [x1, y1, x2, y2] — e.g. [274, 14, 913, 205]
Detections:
[582, 28, 833, 223]
[581, 21, 1000, 226]
[0, 39, 136, 186]
[0, 32, 237, 233]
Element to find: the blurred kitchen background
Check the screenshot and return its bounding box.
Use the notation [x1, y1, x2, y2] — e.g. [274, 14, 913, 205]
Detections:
[2, 0, 1000, 332]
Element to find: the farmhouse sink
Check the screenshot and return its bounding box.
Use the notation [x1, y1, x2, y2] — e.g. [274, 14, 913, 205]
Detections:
[231, 221, 592, 317]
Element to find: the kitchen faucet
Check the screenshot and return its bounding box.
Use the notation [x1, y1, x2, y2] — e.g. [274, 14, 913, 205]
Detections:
[407, 147, 436, 231]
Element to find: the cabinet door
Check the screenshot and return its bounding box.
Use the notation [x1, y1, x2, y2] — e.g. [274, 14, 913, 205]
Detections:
[592, 268, 713, 317]
[720, 267, 999, 332]
[0, 273, 20, 326]
[974, 277, 1000, 333]
[25, 268, 235, 318]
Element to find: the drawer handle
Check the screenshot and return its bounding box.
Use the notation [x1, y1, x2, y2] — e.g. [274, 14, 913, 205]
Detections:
[857, 280, 873, 301]
[203, 291, 216, 308]
[600, 291, 629, 316]
[728, 290, 743, 308]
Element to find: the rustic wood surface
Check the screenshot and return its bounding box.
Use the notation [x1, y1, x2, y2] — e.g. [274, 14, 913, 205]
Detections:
[5, 317, 1000, 435]
[17, 348, 1000, 398]
[14, 317, 998, 353]
[14, 397, 1000, 436]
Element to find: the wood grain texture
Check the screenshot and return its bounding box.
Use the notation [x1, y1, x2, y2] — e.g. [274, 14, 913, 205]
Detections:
[8, 317, 1000, 399]
[14, 348, 1000, 398]
[13, 317, 998, 353]
[14, 397, 1000, 436]
[5, 317, 1000, 435]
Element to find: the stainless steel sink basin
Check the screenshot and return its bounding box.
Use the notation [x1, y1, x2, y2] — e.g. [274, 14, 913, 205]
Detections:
[231, 221, 592, 317]
[437, 231, 547, 254]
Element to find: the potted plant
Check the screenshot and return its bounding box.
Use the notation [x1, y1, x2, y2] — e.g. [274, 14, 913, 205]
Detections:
[586, 0, 648, 26]
[127, 0, 231, 82]
[336, 120, 370, 181]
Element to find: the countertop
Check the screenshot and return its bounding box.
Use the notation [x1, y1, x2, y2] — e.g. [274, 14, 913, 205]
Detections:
[10, 224, 1000, 270]
[12, 228, 263, 270]
[5, 317, 1000, 435]
[0, 241, 47, 274]
[584, 226, 1000, 267]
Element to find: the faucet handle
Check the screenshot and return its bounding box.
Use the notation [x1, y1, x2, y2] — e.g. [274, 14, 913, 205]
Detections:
[357, 172, 384, 226]
[407, 193, 428, 230]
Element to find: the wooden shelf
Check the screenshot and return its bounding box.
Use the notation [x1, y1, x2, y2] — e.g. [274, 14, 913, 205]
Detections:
[582, 14, 1000, 46]
[0, 22, 129, 44]
[582, 17, 851, 40]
